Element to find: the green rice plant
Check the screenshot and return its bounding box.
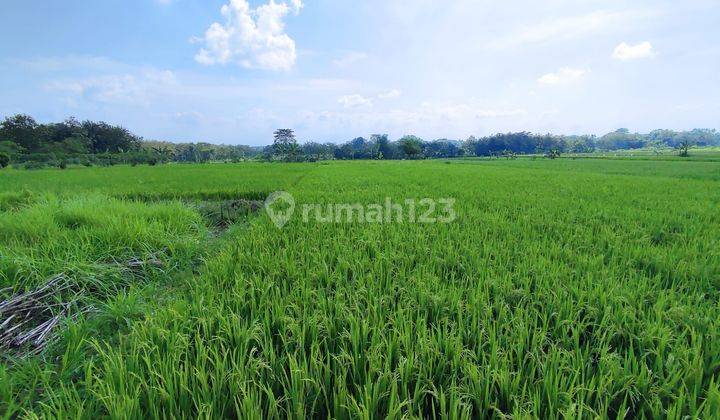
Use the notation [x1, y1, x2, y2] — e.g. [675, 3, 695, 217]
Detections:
[0, 159, 719, 418]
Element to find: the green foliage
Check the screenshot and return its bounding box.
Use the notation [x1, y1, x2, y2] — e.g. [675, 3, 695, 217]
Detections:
[597, 128, 646, 150]
[2, 114, 719, 165]
[272, 128, 300, 162]
[1, 159, 719, 417]
[0, 152, 9, 168]
[676, 134, 697, 157]
[165, 141, 255, 163]
[0, 114, 40, 151]
[0, 140, 24, 157]
[0, 115, 141, 157]
[398, 135, 424, 158]
[300, 141, 335, 161]
[545, 149, 561, 159]
[22, 161, 48, 170]
[373, 133, 397, 159]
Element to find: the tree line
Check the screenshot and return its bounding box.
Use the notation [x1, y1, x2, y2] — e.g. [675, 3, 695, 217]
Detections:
[1, 113, 718, 168]
[269, 128, 720, 162]
[0, 114, 262, 168]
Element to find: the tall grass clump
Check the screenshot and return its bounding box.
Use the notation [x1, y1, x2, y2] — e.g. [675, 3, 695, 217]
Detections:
[0, 193, 212, 415]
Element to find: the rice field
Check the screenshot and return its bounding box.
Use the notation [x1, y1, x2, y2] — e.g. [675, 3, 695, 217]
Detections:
[1, 158, 719, 418]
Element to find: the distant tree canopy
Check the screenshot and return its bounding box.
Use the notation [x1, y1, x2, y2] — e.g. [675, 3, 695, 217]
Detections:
[329, 128, 719, 160]
[2, 114, 719, 167]
[143, 141, 260, 163]
[301, 142, 335, 161]
[0, 114, 264, 166]
[0, 114, 141, 156]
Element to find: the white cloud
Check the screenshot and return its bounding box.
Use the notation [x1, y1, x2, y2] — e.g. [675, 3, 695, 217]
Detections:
[537, 67, 588, 85]
[337, 89, 400, 106]
[612, 41, 655, 60]
[338, 94, 373, 108]
[419, 102, 527, 120]
[194, 0, 301, 71]
[174, 111, 204, 122]
[378, 89, 401, 99]
[332, 51, 368, 67]
[489, 10, 653, 49]
[11, 55, 122, 72]
[288, 0, 303, 14]
[48, 69, 177, 105]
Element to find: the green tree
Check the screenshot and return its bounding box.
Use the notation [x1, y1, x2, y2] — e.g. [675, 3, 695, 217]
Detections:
[398, 136, 424, 159]
[0, 114, 40, 152]
[335, 143, 355, 160]
[0, 152, 10, 168]
[0, 140, 24, 157]
[151, 146, 173, 163]
[685, 128, 720, 146]
[675, 135, 695, 157]
[545, 149, 561, 159]
[82, 120, 141, 153]
[272, 129, 299, 161]
[597, 128, 645, 150]
[287, 142, 299, 162]
[462, 136, 478, 157]
[647, 129, 678, 147]
[302, 142, 333, 161]
[648, 140, 665, 156]
[372, 134, 393, 159]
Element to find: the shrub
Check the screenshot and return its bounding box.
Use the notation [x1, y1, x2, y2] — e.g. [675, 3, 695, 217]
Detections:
[22, 161, 47, 170]
[0, 152, 9, 168]
[545, 149, 561, 159]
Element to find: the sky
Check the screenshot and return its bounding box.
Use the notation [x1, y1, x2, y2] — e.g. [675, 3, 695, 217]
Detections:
[1, 0, 718, 146]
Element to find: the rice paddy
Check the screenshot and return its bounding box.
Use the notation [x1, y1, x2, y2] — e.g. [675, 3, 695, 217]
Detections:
[1, 158, 719, 418]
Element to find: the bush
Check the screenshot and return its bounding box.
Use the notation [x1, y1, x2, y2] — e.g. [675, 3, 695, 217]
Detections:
[95, 154, 118, 167]
[22, 161, 47, 170]
[0, 152, 9, 168]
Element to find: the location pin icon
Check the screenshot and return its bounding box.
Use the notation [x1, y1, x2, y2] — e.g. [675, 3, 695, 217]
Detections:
[264, 191, 295, 229]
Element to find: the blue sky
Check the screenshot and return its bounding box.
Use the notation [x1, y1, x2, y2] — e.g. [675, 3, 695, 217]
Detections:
[1, 0, 718, 145]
